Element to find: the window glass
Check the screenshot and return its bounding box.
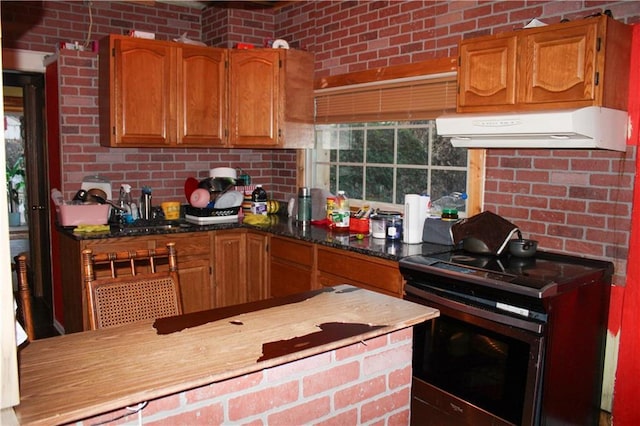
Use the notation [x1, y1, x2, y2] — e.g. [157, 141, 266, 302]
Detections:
[313, 120, 469, 213]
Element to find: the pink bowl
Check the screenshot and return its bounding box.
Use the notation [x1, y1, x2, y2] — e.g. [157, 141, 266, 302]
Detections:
[189, 188, 211, 208]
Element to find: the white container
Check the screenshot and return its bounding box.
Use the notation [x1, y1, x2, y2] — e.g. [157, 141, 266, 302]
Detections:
[209, 167, 237, 180]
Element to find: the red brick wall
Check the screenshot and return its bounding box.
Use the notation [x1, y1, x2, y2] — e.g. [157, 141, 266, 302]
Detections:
[1, 1, 299, 203]
[76, 328, 413, 425]
[4, 0, 640, 280]
[272, 0, 640, 285]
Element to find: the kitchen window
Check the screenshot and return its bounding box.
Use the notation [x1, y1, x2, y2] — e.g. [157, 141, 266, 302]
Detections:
[311, 68, 483, 215]
[313, 120, 468, 211]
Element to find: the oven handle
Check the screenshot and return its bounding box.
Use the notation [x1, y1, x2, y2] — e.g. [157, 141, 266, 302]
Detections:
[404, 284, 544, 335]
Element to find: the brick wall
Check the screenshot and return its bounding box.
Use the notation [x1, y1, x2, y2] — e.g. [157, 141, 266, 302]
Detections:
[76, 328, 413, 425]
[4, 0, 640, 281]
[1, 1, 299, 203]
[271, 0, 640, 285]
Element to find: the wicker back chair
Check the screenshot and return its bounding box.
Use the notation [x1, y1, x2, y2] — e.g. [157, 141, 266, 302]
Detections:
[13, 252, 35, 341]
[82, 242, 183, 330]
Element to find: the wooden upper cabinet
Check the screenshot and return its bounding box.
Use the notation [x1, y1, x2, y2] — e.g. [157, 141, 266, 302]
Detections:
[457, 15, 631, 113]
[229, 50, 279, 147]
[99, 35, 227, 148]
[458, 35, 517, 109]
[100, 36, 314, 149]
[101, 37, 175, 147]
[178, 47, 227, 147]
[229, 49, 314, 149]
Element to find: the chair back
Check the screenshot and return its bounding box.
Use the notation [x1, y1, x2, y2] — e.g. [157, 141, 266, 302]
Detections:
[82, 242, 182, 330]
[13, 253, 35, 341]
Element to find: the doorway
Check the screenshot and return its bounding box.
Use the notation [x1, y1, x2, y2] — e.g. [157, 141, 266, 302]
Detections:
[3, 70, 53, 332]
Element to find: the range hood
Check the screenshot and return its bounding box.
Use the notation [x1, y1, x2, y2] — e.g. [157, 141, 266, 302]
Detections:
[436, 106, 628, 151]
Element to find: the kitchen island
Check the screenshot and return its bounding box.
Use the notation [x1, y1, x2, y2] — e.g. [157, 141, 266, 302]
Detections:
[15, 285, 438, 425]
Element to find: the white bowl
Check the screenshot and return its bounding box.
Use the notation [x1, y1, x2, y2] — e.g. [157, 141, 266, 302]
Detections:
[209, 167, 237, 180]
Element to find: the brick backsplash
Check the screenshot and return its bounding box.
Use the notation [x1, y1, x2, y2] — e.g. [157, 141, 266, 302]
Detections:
[3, 0, 639, 284]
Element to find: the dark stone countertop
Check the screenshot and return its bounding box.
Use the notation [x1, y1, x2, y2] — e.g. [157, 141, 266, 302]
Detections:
[59, 214, 454, 261]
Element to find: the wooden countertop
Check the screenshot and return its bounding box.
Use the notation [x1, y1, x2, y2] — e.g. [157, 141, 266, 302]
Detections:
[15, 285, 438, 425]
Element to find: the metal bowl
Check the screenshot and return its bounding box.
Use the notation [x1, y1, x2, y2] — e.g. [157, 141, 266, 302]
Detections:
[198, 177, 236, 202]
[508, 239, 538, 258]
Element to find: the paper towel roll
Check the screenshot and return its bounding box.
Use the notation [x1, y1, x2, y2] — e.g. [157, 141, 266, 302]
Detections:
[404, 194, 428, 244]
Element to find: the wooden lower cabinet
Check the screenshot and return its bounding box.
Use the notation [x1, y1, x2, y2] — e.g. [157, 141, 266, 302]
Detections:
[214, 229, 269, 307]
[316, 246, 404, 297]
[59, 231, 214, 333]
[60, 229, 402, 334]
[246, 231, 269, 302]
[269, 236, 315, 298]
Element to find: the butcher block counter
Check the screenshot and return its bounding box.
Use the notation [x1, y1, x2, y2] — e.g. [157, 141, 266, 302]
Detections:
[15, 285, 438, 425]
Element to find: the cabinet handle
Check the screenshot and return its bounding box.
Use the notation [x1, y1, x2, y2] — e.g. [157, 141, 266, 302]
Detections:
[595, 72, 600, 86]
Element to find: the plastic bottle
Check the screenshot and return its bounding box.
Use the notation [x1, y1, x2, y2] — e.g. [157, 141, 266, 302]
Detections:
[119, 184, 133, 224]
[297, 187, 311, 223]
[332, 190, 350, 231]
[431, 192, 467, 217]
[251, 184, 268, 215]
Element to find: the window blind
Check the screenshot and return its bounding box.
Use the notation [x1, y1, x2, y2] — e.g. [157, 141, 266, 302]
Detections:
[315, 74, 457, 124]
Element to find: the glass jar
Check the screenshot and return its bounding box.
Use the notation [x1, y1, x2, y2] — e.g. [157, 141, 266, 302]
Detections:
[385, 217, 403, 241]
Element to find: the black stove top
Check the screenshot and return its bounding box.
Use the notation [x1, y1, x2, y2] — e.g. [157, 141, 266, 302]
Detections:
[400, 249, 613, 299]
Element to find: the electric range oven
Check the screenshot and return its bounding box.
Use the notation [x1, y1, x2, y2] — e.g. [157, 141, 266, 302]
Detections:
[400, 249, 613, 426]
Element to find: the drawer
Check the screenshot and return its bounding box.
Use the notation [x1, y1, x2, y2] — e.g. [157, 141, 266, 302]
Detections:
[270, 236, 314, 267]
[317, 246, 402, 296]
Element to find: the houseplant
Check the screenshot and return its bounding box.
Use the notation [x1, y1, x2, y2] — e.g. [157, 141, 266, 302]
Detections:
[6, 155, 25, 226]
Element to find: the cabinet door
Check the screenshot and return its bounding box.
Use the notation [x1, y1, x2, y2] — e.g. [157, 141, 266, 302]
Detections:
[178, 47, 227, 147]
[113, 38, 175, 146]
[214, 231, 247, 307]
[458, 35, 517, 110]
[178, 258, 213, 313]
[168, 233, 214, 313]
[519, 21, 598, 106]
[246, 232, 268, 302]
[229, 50, 280, 147]
[269, 236, 314, 298]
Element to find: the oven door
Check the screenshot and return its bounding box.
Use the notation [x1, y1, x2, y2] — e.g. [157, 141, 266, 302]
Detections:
[405, 285, 544, 426]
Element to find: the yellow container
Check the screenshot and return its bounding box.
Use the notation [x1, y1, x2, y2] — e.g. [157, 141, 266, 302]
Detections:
[161, 201, 181, 220]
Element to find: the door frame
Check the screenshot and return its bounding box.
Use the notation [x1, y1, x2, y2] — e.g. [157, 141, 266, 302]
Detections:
[3, 48, 55, 319]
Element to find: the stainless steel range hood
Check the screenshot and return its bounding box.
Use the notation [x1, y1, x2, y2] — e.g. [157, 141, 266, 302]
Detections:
[436, 106, 628, 151]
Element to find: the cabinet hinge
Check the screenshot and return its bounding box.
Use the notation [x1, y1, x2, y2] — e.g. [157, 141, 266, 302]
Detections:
[278, 128, 282, 138]
[225, 60, 228, 69]
[112, 126, 115, 135]
[596, 37, 602, 52]
[458, 56, 461, 67]
[279, 59, 282, 68]
[209, 266, 213, 275]
[112, 47, 115, 57]
[595, 71, 600, 86]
